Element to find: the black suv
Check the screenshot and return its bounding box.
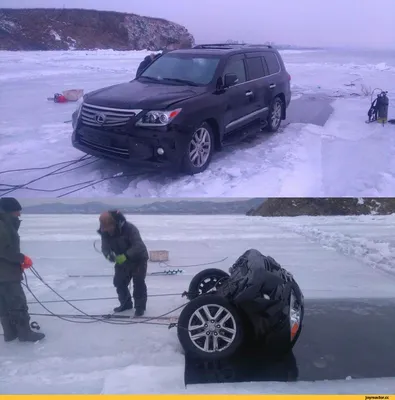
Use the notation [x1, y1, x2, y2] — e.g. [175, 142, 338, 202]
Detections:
[71, 43, 291, 174]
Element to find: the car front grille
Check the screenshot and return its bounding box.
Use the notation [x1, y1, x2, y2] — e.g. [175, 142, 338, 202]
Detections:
[79, 137, 129, 158]
[81, 103, 142, 128]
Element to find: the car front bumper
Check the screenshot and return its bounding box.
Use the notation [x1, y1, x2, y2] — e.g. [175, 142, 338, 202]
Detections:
[71, 121, 191, 169]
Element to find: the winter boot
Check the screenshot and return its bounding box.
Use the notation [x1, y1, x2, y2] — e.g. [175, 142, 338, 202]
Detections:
[134, 309, 145, 317]
[113, 300, 133, 313]
[19, 330, 45, 342]
[16, 320, 45, 342]
[0, 317, 18, 342]
[133, 295, 146, 318]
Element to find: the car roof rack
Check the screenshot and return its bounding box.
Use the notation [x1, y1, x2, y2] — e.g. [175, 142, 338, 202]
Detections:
[193, 43, 273, 49]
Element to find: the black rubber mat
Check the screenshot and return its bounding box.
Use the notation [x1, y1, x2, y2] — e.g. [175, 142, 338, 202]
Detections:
[184, 298, 395, 385]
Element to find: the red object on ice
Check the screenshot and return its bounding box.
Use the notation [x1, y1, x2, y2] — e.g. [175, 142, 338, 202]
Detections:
[54, 94, 68, 103]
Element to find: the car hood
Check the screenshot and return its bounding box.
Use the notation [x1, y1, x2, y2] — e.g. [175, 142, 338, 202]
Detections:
[83, 80, 204, 110]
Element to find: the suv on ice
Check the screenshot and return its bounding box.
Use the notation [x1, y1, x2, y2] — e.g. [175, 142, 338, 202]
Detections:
[71, 43, 291, 175]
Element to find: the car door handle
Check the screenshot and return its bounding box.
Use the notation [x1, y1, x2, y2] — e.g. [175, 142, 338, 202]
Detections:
[269, 84, 276, 89]
[245, 91, 254, 97]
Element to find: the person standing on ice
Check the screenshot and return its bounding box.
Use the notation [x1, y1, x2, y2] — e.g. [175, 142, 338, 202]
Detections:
[136, 52, 162, 77]
[135, 40, 189, 77]
[98, 211, 149, 317]
[0, 198, 45, 343]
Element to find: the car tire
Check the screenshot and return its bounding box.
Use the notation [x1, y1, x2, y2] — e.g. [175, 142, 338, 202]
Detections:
[177, 294, 244, 361]
[266, 96, 284, 133]
[186, 268, 230, 300]
[182, 122, 215, 175]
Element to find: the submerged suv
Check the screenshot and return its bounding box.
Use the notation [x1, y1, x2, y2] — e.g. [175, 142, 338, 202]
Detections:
[71, 43, 292, 175]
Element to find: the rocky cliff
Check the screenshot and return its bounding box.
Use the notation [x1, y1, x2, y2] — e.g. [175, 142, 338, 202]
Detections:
[248, 198, 395, 217]
[0, 8, 195, 51]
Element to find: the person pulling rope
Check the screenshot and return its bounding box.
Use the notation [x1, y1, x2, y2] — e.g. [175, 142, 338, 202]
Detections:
[0, 198, 45, 343]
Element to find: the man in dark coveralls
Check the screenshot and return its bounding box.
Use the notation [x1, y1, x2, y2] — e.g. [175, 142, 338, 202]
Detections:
[98, 211, 149, 317]
[136, 40, 191, 77]
[0, 197, 45, 342]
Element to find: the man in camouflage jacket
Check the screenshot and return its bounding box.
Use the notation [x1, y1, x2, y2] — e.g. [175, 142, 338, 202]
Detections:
[98, 211, 149, 317]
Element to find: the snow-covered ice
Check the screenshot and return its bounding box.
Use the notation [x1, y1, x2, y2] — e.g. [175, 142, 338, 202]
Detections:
[1, 214, 395, 394]
[1, 49, 395, 198]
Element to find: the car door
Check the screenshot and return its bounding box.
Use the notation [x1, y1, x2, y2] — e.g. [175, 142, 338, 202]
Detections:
[262, 51, 289, 104]
[221, 54, 252, 135]
[243, 52, 271, 125]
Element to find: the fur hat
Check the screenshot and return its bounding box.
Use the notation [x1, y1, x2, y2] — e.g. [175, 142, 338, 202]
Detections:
[0, 197, 22, 213]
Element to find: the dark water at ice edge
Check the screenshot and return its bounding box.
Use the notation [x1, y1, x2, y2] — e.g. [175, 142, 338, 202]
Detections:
[185, 297, 395, 386]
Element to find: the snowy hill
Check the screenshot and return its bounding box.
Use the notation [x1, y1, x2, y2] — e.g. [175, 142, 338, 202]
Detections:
[248, 198, 395, 216]
[0, 8, 194, 51]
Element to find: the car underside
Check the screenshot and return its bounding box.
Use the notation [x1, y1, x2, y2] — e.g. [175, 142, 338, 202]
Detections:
[177, 249, 304, 360]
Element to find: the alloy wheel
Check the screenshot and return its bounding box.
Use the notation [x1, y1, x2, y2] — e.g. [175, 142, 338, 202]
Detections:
[271, 101, 282, 128]
[188, 304, 237, 353]
[189, 127, 212, 168]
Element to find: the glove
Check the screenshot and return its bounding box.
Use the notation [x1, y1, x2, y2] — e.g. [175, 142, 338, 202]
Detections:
[21, 255, 33, 270]
[105, 252, 116, 263]
[115, 254, 127, 265]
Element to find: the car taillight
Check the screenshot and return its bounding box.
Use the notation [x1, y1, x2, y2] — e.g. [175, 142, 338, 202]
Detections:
[287, 73, 291, 81]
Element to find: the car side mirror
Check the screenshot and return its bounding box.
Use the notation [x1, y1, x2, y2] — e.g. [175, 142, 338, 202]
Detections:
[224, 73, 239, 88]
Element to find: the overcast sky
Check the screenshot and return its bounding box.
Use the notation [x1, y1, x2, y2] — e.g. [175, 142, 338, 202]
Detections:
[2, 0, 394, 50]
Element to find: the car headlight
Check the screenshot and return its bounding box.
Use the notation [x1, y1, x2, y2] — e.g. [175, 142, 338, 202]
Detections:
[136, 108, 182, 127]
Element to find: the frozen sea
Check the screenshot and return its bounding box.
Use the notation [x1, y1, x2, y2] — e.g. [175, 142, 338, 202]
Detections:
[0, 48, 395, 198]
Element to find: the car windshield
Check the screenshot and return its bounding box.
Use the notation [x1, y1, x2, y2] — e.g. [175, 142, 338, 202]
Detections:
[140, 54, 220, 86]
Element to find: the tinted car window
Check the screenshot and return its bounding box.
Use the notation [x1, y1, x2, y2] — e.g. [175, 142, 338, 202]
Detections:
[223, 59, 246, 83]
[245, 57, 265, 80]
[141, 54, 220, 85]
[264, 52, 281, 74]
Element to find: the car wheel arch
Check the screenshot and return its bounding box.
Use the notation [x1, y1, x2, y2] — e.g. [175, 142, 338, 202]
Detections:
[204, 118, 222, 150]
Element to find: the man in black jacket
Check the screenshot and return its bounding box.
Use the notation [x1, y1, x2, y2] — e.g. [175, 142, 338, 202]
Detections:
[0, 197, 45, 342]
[136, 41, 188, 77]
[98, 211, 149, 317]
[136, 52, 162, 77]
